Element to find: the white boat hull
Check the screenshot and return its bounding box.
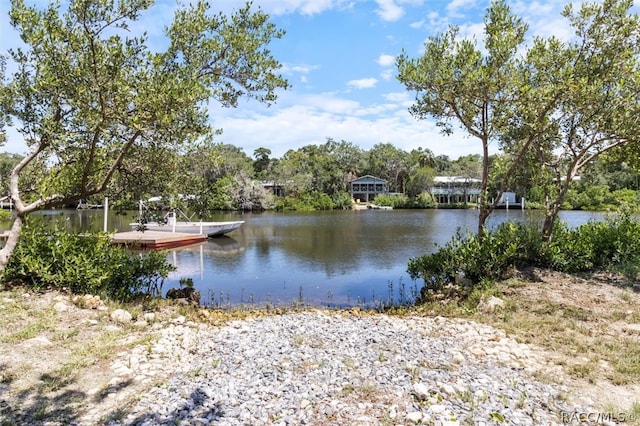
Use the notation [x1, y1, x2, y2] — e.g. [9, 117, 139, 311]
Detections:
[130, 221, 244, 237]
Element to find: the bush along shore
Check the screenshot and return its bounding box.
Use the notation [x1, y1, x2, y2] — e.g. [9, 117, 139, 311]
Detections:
[0, 215, 639, 424]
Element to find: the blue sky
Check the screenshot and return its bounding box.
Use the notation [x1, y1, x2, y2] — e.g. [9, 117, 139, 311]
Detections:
[0, 0, 615, 160]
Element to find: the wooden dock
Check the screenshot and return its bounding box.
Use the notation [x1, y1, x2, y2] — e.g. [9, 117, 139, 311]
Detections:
[111, 231, 206, 249]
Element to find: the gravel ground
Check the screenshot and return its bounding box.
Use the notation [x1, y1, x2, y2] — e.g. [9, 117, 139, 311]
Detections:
[104, 311, 593, 426]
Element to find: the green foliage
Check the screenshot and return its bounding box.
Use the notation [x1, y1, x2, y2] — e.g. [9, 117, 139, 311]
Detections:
[408, 223, 544, 294]
[2, 220, 175, 301]
[373, 194, 410, 208]
[331, 191, 354, 210]
[563, 186, 640, 211]
[413, 192, 436, 208]
[547, 210, 640, 273]
[210, 176, 236, 210]
[274, 191, 334, 211]
[408, 209, 640, 300]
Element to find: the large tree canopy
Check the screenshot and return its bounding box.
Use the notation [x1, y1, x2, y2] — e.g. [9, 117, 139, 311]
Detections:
[532, 0, 640, 239]
[0, 0, 289, 268]
[397, 0, 640, 240]
[396, 0, 528, 235]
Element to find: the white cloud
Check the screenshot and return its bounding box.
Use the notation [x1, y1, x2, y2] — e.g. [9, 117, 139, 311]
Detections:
[235, 0, 350, 16]
[374, 0, 405, 21]
[208, 91, 480, 160]
[409, 19, 425, 29]
[282, 63, 319, 75]
[377, 54, 395, 67]
[446, 0, 479, 18]
[380, 69, 394, 81]
[456, 22, 485, 42]
[347, 78, 378, 89]
[383, 91, 410, 103]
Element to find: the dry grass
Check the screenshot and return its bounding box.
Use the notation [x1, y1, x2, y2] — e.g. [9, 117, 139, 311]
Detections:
[403, 268, 640, 421]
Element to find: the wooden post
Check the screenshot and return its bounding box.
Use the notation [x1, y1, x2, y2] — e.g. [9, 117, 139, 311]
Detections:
[103, 197, 108, 232]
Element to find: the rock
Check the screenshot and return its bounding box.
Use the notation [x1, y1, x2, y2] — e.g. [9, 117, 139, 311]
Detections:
[133, 320, 148, 329]
[72, 294, 103, 309]
[166, 287, 201, 305]
[406, 412, 423, 423]
[143, 312, 156, 323]
[451, 351, 465, 364]
[111, 309, 132, 324]
[172, 315, 186, 324]
[53, 301, 69, 312]
[413, 382, 431, 400]
[477, 295, 505, 313]
[25, 336, 53, 347]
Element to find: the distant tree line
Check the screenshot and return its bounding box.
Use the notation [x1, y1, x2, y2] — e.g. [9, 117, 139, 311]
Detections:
[3, 138, 638, 215]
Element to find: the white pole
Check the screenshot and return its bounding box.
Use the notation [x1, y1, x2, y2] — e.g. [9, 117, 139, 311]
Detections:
[506, 198, 509, 211]
[200, 244, 204, 280]
[103, 197, 108, 232]
[522, 196, 525, 210]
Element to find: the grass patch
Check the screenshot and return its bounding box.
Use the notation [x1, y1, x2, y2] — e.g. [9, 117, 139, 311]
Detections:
[468, 275, 640, 386]
[1, 318, 57, 344]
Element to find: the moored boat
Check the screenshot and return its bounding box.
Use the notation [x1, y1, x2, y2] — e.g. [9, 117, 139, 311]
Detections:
[130, 208, 244, 237]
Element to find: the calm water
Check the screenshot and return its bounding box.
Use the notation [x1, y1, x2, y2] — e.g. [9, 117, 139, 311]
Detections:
[5, 208, 609, 308]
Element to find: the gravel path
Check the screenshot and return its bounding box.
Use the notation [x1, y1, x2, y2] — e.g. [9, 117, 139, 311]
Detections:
[99, 311, 591, 426]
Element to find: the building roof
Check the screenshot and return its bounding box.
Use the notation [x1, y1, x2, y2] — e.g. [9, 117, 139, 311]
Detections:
[433, 176, 481, 184]
[350, 175, 387, 183]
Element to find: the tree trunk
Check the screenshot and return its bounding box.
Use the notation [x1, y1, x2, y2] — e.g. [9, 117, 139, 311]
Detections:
[541, 208, 558, 242]
[542, 175, 573, 242]
[477, 206, 490, 239]
[477, 135, 491, 238]
[0, 214, 24, 270]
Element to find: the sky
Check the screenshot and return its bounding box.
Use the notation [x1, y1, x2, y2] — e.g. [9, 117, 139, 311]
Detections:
[0, 0, 615, 160]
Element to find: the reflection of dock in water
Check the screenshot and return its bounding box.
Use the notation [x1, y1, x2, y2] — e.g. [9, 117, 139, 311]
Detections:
[202, 236, 244, 256]
[168, 237, 245, 279]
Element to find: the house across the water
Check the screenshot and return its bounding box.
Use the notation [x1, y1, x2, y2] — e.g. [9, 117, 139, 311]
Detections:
[430, 176, 482, 205]
[348, 175, 388, 202]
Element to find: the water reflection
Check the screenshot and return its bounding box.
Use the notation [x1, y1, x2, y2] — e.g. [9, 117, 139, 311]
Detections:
[2, 208, 612, 308]
[161, 209, 609, 308]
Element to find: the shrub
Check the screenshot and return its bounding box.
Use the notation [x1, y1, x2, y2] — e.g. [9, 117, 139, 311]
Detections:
[2, 220, 176, 301]
[408, 222, 545, 295]
[274, 191, 338, 211]
[413, 193, 436, 208]
[331, 191, 353, 210]
[408, 209, 640, 302]
[547, 209, 640, 274]
[373, 193, 410, 208]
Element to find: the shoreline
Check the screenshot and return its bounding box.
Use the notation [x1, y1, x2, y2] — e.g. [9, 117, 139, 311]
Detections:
[1, 272, 639, 425]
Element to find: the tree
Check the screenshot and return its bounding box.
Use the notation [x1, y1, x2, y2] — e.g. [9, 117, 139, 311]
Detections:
[531, 0, 640, 240]
[493, 0, 640, 240]
[0, 153, 22, 197]
[406, 147, 436, 198]
[397, 0, 529, 235]
[322, 138, 365, 195]
[366, 142, 410, 193]
[0, 0, 289, 268]
[253, 147, 272, 178]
